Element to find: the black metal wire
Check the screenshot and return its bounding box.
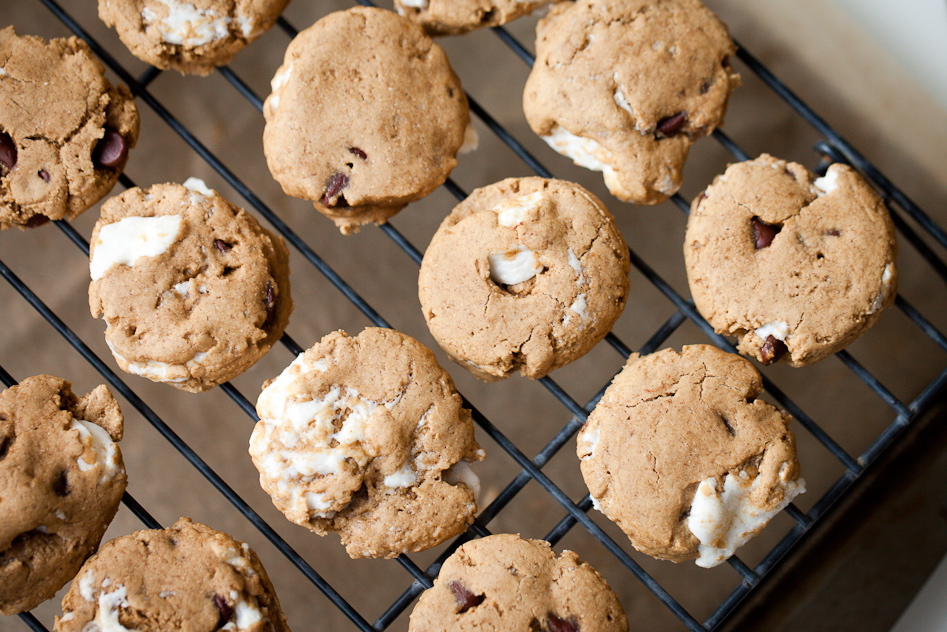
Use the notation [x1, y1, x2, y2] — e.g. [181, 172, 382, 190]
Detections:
[3, 1, 945, 631]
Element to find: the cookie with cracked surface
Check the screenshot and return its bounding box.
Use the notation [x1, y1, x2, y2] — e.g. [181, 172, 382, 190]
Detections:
[419, 177, 630, 381]
[0, 27, 139, 230]
[0, 375, 125, 615]
[249, 328, 485, 558]
[88, 178, 292, 393]
[684, 154, 898, 367]
[262, 7, 470, 234]
[408, 533, 628, 632]
[577, 345, 805, 567]
[98, 0, 290, 76]
[54, 517, 290, 632]
[394, 0, 551, 36]
[523, 0, 739, 205]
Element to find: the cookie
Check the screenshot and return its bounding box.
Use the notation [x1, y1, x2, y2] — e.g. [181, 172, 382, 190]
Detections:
[0, 375, 125, 615]
[55, 517, 290, 632]
[523, 0, 739, 205]
[419, 177, 630, 381]
[98, 0, 290, 76]
[249, 328, 484, 559]
[89, 178, 293, 392]
[408, 533, 627, 632]
[395, 0, 551, 36]
[0, 27, 139, 230]
[577, 345, 805, 567]
[262, 7, 470, 234]
[684, 155, 898, 367]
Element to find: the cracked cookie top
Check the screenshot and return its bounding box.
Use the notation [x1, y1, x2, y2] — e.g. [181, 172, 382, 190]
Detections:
[249, 328, 484, 559]
[408, 534, 627, 632]
[0, 375, 125, 615]
[394, 0, 551, 36]
[55, 518, 291, 632]
[684, 154, 898, 367]
[88, 179, 292, 392]
[262, 7, 469, 234]
[419, 177, 630, 381]
[98, 0, 289, 75]
[523, 0, 738, 205]
[577, 345, 804, 567]
[0, 27, 139, 230]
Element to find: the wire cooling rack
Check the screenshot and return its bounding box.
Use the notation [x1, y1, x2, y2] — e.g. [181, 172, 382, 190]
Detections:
[3, 0, 947, 630]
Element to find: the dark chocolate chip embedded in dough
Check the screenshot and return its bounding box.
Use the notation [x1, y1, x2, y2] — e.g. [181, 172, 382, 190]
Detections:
[448, 580, 484, 613]
[751, 217, 781, 249]
[39, 169, 50, 183]
[323, 172, 349, 206]
[759, 335, 788, 365]
[656, 111, 687, 137]
[214, 239, 231, 252]
[0, 132, 17, 171]
[348, 146, 367, 160]
[92, 129, 129, 169]
[213, 594, 234, 628]
[546, 613, 579, 632]
[25, 214, 50, 228]
[52, 469, 70, 497]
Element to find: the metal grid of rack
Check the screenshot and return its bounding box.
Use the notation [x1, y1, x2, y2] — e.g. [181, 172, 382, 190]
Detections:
[3, 0, 947, 630]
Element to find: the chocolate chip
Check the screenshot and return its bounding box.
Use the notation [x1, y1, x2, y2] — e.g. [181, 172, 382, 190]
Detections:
[700, 78, 712, 94]
[92, 128, 128, 169]
[0, 435, 11, 460]
[546, 613, 579, 632]
[38, 169, 50, 183]
[0, 132, 16, 171]
[760, 335, 788, 365]
[827, 229, 841, 236]
[213, 239, 231, 252]
[751, 217, 782, 249]
[656, 111, 687, 137]
[348, 146, 367, 160]
[448, 581, 484, 613]
[25, 214, 50, 228]
[213, 594, 233, 628]
[720, 414, 736, 436]
[52, 469, 69, 497]
[322, 172, 349, 207]
[265, 282, 275, 311]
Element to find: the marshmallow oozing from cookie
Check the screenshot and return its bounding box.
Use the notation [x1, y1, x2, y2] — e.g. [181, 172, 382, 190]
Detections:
[419, 177, 630, 381]
[249, 328, 485, 558]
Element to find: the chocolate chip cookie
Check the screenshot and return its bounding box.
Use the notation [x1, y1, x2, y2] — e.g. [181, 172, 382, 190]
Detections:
[55, 517, 291, 632]
[98, 0, 290, 76]
[0, 27, 139, 230]
[249, 328, 484, 559]
[684, 154, 898, 366]
[89, 179, 292, 392]
[577, 345, 805, 567]
[419, 177, 630, 381]
[523, 0, 739, 205]
[0, 375, 126, 615]
[408, 534, 628, 632]
[394, 0, 551, 36]
[262, 7, 469, 234]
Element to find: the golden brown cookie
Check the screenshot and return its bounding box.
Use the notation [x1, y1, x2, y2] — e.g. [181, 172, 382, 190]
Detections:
[577, 345, 805, 567]
[249, 328, 485, 559]
[419, 177, 630, 381]
[523, 0, 739, 205]
[0, 375, 126, 615]
[0, 27, 139, 230]
[54, 518, 290, 632]
[394, 0, 551, 36]
[262, 7, 470, 234]
[89, 179, 292, 392]
[408, 534, 628, 632]
[684, 154, 898, 367]
[98, 0, 290, 76]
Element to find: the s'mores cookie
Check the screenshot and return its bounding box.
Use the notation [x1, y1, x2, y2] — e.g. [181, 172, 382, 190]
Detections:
[419, 177, 630, 381]
[98, 0, 290, 76]
[249, 328, 484, 559]
[262, 7, 470, 234]
[395, 0, 551, 36]
[409, 534, 628, 632]
[55, 518, 291, 632]
[89, 179, 292, 392]
[523, 0, 739, 205]
[577, 345, 804, 567]
[0, 375, 126, 615]
[0, 27, 139, 230]
[684, 155, 898, 366]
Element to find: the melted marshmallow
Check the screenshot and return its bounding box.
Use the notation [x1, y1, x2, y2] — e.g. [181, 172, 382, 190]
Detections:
[444, 460, 481, 501]
[754, 320, 789, 342]
[813, 166, 840, 196]
[383, 463, 418, 489]
[108, 337, 209, 384]
[576, 425, 600, 460]
[70, 419, 121, 483]
[90, 215, 182, 281]
[93, 585, 137, 632]
[543, 125, 620, 192]
[267, 63, 293, 112]
[183, 176, 215, 203]
[399, 0, 429, 8]
[613, 87, 634, 117]
[493, 191, 544, 227]
[687, 468, 805, 568]
[459, 123, 479, 155]
[142, 0, 231, 47]
[489, 246, 542, 286]
[869, 263, 894, 314]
